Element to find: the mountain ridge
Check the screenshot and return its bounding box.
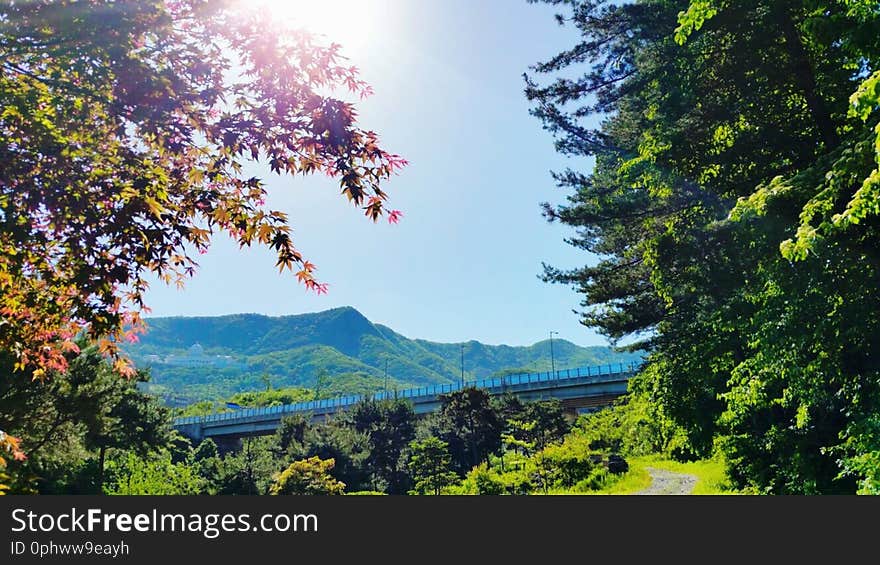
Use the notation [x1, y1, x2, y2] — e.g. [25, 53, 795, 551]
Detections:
[127, 307, 641, 404]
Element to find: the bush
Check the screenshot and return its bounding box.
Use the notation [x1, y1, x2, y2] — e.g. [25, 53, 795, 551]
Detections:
[573, 394, 686, 458]
[573, 467, 610, 492]
[500, 471, 533, 495]
[539, 443, 599, 488]
[453, 460, 534, 495]
[104, 451, 205, 495]
[270, 456, 346, 495]
[465, 463, 505, 495]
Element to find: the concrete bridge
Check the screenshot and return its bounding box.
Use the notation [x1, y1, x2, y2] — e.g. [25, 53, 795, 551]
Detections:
[174, 362, 639, 447]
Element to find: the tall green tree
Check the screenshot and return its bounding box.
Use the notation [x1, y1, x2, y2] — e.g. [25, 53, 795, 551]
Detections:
[215, 437, 276, 495]
[270, 414, 311, 461]
[425, 388, 503, 474]
[407, 437, 457, 496]
[528, 0, 880, 492]
[346, 399, 416, 493]
[0, 345, 172, 493]
[294, 420, 370, 492]
[521, 400, 570, 451]
[0, 0, 404, 382]
[189, 438, 223, 495]
[82, 370, 172, 492]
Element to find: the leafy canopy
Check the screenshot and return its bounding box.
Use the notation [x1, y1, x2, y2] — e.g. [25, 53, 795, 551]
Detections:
[528, 0, 880, 492]
[0, 0, 405, 377]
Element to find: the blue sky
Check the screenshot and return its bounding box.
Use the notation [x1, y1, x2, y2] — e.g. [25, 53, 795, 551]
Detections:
[145, 0, 607, 347]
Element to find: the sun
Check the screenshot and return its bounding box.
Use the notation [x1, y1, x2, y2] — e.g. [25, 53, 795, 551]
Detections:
[248, 0, 377, 54]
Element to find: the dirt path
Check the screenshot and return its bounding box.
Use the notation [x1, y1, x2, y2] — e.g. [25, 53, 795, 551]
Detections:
[634, 467, 698, 495]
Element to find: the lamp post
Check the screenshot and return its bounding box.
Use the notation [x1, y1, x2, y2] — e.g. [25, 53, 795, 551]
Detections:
[549, 331, 558, 377]
[460, 343, 465, 387]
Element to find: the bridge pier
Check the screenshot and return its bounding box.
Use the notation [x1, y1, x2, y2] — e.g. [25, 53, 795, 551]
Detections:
[561, 395, 619, 419]
[213, 435, 242, 455]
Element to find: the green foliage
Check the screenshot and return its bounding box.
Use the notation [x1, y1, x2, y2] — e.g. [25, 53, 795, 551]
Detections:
[470, 463, 506, 495]
[454, 463, 506, 495]
[270, 457, 345, 496]
[502, 419, 538, 458]
[455, 420, 627, 495]
[529, 0, 880, 493]
[0, 346, 173, 494]
[674, 0, 722, 44]
[104, 451, 204, 495]
[470, 420, 735, 495]
[271, 415, 310, 460]
[407, 437, 458, 495]
[293, 421, 371, 492]
[558, 455, 734, 495]
[496, 397, 568, 460]
[175, 401, 229, 418]
[214, 437, 277, 495]
[229, 388, 315, 409]
[0, 2, 403, 375]
[188, 439, 222, 494]
[573, 397, 687, 459]
[519, 400, 570, 451]
[602, 455, 734, 495]
[537, 443, 602, 490]
[424, 388, 503, 474]
[345, 399, 416, 493]
[845, 452, 880, 495]
[833, 414, 880, 495]
[313, 369, 329, 400]
[572, 468, 611, 493]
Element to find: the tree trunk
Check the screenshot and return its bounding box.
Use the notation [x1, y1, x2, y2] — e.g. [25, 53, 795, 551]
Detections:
[776, 3, 839, 149]
[97, 445, 106, 494]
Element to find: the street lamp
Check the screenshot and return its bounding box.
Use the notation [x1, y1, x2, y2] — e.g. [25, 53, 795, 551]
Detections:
[460, 343, 465, 388]
[549, 331, 558, 377]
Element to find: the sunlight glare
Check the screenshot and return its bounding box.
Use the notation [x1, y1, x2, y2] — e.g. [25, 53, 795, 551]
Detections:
[249, 0, 378, 53]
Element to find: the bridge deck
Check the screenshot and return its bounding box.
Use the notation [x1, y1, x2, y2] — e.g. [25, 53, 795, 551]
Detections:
[174, 362, 640, 441]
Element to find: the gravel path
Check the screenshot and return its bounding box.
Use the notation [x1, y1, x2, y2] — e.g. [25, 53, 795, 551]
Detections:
[634, 467, 698, 495]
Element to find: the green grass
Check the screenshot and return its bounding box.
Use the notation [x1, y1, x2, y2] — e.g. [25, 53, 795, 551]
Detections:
[602, 455, 734, 494]
[630, 455, 733, 495]
[553, 454, 736, 495]
[597, 465, 653, 494]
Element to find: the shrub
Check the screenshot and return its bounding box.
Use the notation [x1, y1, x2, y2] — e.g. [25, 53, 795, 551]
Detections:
[539, 443, 599, 488]
[270, 456, 345, 495]
[465, 463, 505, 495]
[573, 467, 610, 492]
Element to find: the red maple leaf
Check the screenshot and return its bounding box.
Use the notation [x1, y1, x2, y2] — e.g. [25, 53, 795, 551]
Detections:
[387, 210, 403, 224]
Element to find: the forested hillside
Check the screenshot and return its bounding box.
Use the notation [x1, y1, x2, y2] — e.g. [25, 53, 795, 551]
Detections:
[126, 307, 641, 403]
